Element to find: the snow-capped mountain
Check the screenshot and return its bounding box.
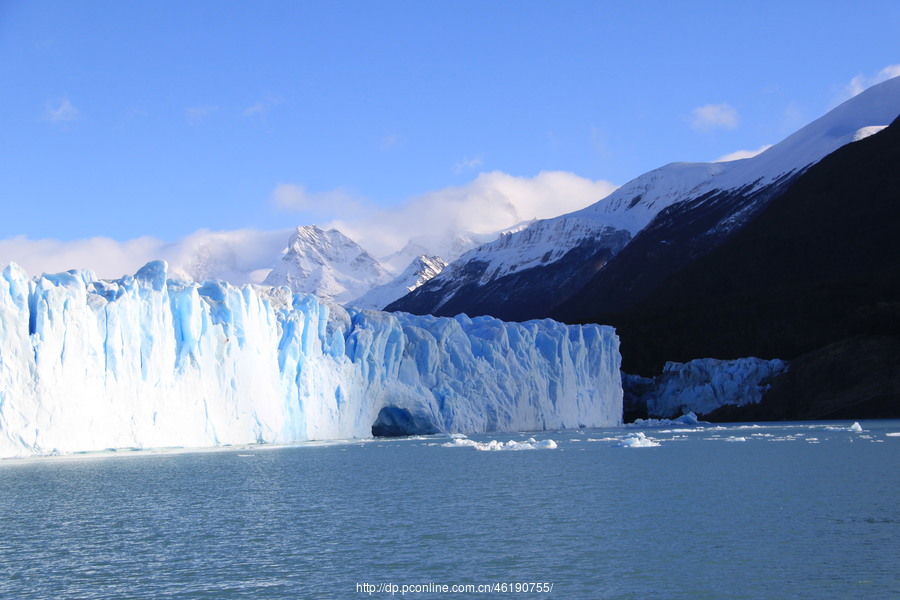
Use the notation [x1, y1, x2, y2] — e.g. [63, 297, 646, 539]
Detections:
[350, 255, 448, 310]
[263, 225, 392, 303]
[261, 223, 526, 306]
[379, 230, 504, 274]
[580, 107, 900, 378]
[388, 76, 900, 320]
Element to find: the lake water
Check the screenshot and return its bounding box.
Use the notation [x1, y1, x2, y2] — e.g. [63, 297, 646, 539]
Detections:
[1, 420, 898, 599]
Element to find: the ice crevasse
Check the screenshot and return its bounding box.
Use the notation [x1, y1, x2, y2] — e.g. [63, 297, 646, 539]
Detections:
[0, 261, 622, 458]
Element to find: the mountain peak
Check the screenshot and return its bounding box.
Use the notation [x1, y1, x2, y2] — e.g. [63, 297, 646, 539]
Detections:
[263, 226, 391, 303]
[350, 254, 449, 310]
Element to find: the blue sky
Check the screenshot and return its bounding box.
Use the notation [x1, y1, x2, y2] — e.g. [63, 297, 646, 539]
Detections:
[1, 0, 898, 276]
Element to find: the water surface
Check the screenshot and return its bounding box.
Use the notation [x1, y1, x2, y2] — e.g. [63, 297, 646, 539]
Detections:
[1, 420, 898, 599]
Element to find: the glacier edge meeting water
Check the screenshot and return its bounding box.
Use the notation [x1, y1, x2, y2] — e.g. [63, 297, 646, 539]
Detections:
[0, 261, 622, 458]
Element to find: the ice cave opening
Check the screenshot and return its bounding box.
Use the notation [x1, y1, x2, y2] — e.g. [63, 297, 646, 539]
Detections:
[371, 406, 441, 438]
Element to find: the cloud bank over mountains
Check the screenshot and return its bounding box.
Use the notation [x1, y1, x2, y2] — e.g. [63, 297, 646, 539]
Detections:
[1, 171, 616, 281]
[321, 171, 618, 257]
[10, 67, 898, 283]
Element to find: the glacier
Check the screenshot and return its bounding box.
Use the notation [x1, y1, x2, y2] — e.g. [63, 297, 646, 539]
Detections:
[624, 357, 787, 419]
[0, 261, 622, 458]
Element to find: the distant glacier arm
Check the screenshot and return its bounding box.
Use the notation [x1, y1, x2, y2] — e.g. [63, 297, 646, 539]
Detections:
[0, 261, 622, 458]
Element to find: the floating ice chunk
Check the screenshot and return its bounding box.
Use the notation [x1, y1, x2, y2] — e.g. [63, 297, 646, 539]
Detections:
[616, 432, 660, 448]
[628, 412, 707, 428]
[885, 432, 900, 437]
[674, 412, 700, 425]
[442, 438, 558, 451]
[724, 436, 747, 442]
[824, 422, 865, 432]
[442, 438, 479, 448]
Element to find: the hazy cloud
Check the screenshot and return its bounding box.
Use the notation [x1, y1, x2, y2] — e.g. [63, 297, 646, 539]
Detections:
[590, 124, 612, 157]
[691, 103, 739, 131]
[547, 130, 561, 152]
[845, 64, 900, 97]
[714, 144, 773, 163]
[453, 155, 484, 174]
[0, 229, 291, 284]
[381, 134, 403, 151]
[271, 183, 364, 216]
[0, 235, 165, 280]
[186, 105, 219, 125]
[3, 172, 617, 284]
[43, 97, 79, 122]
[325, 171, 618, 257]
[244, 94, 284, 117]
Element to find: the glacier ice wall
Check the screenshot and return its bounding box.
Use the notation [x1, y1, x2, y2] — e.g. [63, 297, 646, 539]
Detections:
[624, 357, 787, 419]
[0, 261, 621, 458]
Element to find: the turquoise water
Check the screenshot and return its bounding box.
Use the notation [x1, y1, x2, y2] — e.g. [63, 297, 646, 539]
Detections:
[1, 420, 898, 599]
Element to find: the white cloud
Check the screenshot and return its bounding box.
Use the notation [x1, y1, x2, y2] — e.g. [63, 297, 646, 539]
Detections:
[0, 229, 291, 284]
[186, 105, 219, 125]
[845, 64, 900, 97]
[0, 235, 165, 280]
[690, 103, 740, 131]
[160, 228, 291, 283]
[244, 94, 284, 117]
[43, 97, 79, 122]
[453, 155, 484, 174]
[2, 171, 616, 284]
[323, 171, 617, 257]
[714, 144, 773, 163]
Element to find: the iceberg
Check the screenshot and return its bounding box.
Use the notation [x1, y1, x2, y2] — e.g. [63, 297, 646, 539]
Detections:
[0, 261, 622, 458]
[441, 437, 558, 451]
[615, 432, 660, 448]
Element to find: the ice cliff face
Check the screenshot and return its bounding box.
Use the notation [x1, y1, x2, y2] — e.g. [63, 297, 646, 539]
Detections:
[0, 261, 622, 458]
[623, 357, 787, 419]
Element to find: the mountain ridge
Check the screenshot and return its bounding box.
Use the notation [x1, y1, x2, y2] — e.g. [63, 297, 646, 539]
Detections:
[388, 77, 900, 320]
[570, 112, 900, 375]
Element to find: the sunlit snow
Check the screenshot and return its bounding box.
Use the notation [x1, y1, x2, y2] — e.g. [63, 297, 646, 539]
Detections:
[0, 261, 622, 458]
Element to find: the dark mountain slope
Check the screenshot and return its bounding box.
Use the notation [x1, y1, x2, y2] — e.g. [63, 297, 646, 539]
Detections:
[385, 233, 630, 321]
[552, 176, 797, 319]
[560, 115, 900, 376]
